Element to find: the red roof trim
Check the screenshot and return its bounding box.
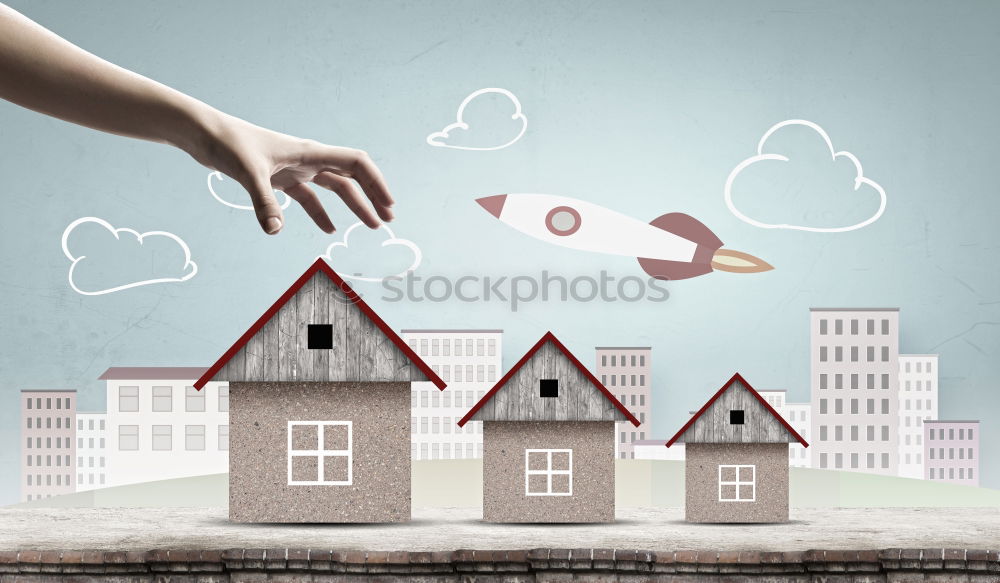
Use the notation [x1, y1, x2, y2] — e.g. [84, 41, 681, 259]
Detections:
[665, 372, 808, 447]
[194, 258, 446, 391]
[457, 331, 640, 427]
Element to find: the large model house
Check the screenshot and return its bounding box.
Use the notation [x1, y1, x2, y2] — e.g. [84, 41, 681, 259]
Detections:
[194, 258, 445, 523]
[666, 373, 808, 523]
[459, 332, 639, 523]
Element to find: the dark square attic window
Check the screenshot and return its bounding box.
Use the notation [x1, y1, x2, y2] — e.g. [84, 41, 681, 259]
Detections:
[539, 379, 559, 398]
[307, 324, 334, 349]
[730, 409, 745, 425]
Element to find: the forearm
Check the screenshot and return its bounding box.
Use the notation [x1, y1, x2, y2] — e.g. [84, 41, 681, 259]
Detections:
[0, 4, 215, 154]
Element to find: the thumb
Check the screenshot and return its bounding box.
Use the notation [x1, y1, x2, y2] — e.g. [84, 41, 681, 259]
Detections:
[239, 172, 285, 235]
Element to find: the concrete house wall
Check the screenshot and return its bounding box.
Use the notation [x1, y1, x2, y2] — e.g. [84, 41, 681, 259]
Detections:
[199, 260, 440, 523]
[685, 442, 788, 523]
[229, 381, 410, 523]
[483, 421, 615, 523]
[467, 334, 635, 524]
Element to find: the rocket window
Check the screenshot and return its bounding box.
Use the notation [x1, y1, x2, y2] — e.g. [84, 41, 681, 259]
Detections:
[729, 410, 745, 425]
[539, 379, 559, 398]
[307, 324, 334, 349]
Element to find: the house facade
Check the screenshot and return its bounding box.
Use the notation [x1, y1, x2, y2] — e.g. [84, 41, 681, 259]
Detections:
[101, 367, 229, 488]
[667, 373, 808, 523]
[194, 258, 444, 523]
[924, 420, 979, 485]
[460, 332, 639, 523]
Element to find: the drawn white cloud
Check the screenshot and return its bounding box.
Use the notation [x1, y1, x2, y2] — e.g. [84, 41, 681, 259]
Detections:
[61, 217, 198, 295]
[321, 222, 422, 282]
[724, 119, 887, 233]
[426, 88, 527, 151]
[207, 171, 292, 211]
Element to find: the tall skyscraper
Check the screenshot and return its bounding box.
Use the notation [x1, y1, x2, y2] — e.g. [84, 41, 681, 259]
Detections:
[595, 346, 652, 459]
[20, 390, 77, 501]
[784, 402, 812, 468]
[401, 329, 502, 459]
[75, 412, 107, 491]
[898, 355, 939, 479]
[810, 308, 899, 476]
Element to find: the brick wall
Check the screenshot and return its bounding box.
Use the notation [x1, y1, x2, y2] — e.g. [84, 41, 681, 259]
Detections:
[2, 548, 999, 581]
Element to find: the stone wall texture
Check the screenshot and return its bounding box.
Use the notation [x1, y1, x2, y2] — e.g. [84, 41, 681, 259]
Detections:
[1, 547, 998, 582]
[229, 381, 410, 523]
[685, 442, 789, 523]
[483, 421, 615, 523]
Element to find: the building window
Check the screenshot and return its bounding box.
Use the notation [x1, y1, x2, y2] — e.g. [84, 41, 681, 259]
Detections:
[525, 449, 572, 496]
[219, 425, 229, 450]
[307, 324, 334, 349]
[119, 425, 139, 450]
[185, 386, 205, 412]
[119, 387, 139, 412]
[819, 319, 828, 334]
[718, 465, 755, 502]
[881, 319, 890, 335]
[729, 410, 745, 425]
[152, 386, 172, 412]
[185, 425, 206, 450]
[219, 386, 229, 412]
[152, 425, 172, 451]
[287, 421, 352, 486]
[539, 379, 559, 398]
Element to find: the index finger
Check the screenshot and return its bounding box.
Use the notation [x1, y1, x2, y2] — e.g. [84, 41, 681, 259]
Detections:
[332, 148, 395, 210]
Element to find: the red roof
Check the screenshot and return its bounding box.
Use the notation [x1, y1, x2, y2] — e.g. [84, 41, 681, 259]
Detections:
[665, 372, 808, 447]
[458, 331, 640, 427]
[194, 258, 446, 391]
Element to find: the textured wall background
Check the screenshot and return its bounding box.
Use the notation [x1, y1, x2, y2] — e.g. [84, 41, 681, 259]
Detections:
[685, 443, 789, 523]
[229, 381, 410, 523]
[0, 0, 998, 506]
[483, 421, 615, 522]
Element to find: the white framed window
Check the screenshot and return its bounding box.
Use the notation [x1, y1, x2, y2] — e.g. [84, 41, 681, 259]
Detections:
[287, 421, 352, 486]
[185, 386, 205, 412]
[151, 425, 172, 451]
[118, 425, 139, 450]
[524, 449, 572, 496]
[218, 386, 230, 412]
[218, 425, 229, 451]
[718, 464, 755, 502]
[185, 425, 206, 450]
[118, 386, 139, 412]
[152, 386, 173, 412]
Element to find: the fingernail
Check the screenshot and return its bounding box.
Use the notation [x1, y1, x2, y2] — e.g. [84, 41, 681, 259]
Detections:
[265, 217, 282, 234]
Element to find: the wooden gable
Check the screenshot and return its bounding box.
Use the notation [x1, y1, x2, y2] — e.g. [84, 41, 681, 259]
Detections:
[195, 259, 444, 388]
[667, 373, 807, 446]
[460, 332, 638, 426]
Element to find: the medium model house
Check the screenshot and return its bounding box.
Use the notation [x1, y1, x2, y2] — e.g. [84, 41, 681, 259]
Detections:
[194, 258, 445, 523]
[666, 373, 808, 523]
[459, 332, 639, 523]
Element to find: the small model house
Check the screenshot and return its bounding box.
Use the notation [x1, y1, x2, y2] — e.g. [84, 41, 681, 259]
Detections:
[194, 258, 445, 523]
[666, 373, 808, 523]
[459, 332, 639, 523]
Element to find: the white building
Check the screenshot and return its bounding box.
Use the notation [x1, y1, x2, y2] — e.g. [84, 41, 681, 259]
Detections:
[633, 439, 685, 461]
[400, 330, 502, 459]
[785, 402, 812, 468]
[898, 354, 939, 479]
[75, 412, 107, 491]
[595, 347, 652, 459]
[101, 367, 229, 487]
[810, 308, 900, 476]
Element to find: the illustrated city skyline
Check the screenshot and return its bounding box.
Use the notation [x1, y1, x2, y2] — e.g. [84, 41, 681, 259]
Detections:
[15, 305, 985, 503]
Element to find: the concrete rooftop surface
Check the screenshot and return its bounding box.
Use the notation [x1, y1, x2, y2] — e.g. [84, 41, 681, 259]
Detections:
[0, 507, 998, 551]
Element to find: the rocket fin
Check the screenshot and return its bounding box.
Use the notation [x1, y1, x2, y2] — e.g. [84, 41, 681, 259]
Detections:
[637, 213, 724, 280]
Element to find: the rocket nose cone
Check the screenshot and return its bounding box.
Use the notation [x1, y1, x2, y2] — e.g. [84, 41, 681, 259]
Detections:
[476, 194, 507, 219]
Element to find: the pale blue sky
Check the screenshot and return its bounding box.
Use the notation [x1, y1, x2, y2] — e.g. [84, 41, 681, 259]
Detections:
[1, 0, 998, 504]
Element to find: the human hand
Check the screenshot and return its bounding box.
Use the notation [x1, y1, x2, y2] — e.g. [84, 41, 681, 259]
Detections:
[187, 112, 394, 235]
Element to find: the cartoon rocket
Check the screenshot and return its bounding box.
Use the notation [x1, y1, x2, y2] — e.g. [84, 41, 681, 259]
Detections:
[476, 193, 772, 280]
